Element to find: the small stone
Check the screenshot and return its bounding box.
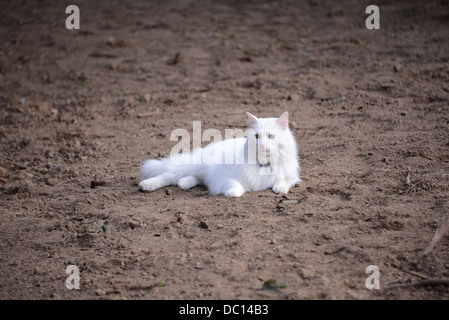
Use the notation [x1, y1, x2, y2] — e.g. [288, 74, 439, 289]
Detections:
[36, 102, 51, 111]
[199, 221, 209, 229]
[321, 233, 333, 241]
[350, 37, 365, 46]
[393, 63, 402, 73]
[46, 178, 58, 186]
[49, 293, 62, 299]
[143, 93, 151, 103]
[175, 212, 183, 223]
[110, 258, 125, 267]
[208, 241, 223, 250]
[74, 139, 81, 150]
[129, 220, 139, 229]
[282, 199, 298, 205]
[109, 62, 119, 71]
[95, 289, 106, 296]
[107, 37, 117, 47]
[299, 266, 315, 280]
[106, 36, 125, 47]
[43, 74, 53, 83]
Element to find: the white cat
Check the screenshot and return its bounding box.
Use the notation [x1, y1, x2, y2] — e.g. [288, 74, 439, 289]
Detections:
[138, 111, 301, 197]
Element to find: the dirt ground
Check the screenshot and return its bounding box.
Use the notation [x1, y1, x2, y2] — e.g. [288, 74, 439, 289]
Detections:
[1, 0, 449, 300]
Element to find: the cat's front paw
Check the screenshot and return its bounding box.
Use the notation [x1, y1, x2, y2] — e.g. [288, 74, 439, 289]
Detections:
[225, 188, 244, 197]
[273, 184, 289, 194]
[139, 178, 161, 191]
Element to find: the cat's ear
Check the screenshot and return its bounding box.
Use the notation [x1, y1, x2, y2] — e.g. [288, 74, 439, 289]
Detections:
[276, 111, 289, 130]
[246, 112, 259, 127]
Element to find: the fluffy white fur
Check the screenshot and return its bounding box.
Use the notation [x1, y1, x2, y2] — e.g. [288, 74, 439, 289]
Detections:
[138, 111, 301, 197]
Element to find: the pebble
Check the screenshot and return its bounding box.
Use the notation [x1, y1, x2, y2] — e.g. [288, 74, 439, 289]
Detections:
[36, 102, 51, 111]
[208, 241, 223, 250]
[288, 94, 300, 101]
[49, 293, 62, 299]
[199, 221, 209, 229]
[107, 37, 117, 47]
[128, 220, 139, 229]
[95, 289, 106, 296]
[46, 178, 58, 186]
[282, 199, 298, 205]
[298, 266, 315, 280]
[74, 139, 81, 150]
[109, 62, 119, 71]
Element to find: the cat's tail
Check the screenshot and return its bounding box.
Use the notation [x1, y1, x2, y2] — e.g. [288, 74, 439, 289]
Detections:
[141, 159, 167, 179]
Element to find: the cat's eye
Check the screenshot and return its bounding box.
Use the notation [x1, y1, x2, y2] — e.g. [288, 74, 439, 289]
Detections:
[255, 134, 259, 139]
[268, 134, 275, 139]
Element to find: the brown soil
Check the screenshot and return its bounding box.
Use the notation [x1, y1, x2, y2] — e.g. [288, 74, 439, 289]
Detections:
[1, 0, 449, 300]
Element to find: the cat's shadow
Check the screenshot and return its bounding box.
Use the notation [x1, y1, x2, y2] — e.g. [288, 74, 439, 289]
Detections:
[136, 183, 211, 198]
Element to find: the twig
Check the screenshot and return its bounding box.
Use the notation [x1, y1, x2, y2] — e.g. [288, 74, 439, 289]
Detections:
[417, 214, 449, 260]
[90, 180, 106, 189]
[306, 42, 354, 52]
[90, 173, 106, 189]
[213, 112, 246, 118]
[61, 211, 77, 237]
[398, 269, 430, 280]
[385, 278, 449, 291]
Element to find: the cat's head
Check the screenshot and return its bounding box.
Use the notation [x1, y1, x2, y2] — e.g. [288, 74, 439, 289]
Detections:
[246, 111, 290, 153]
[246, 111, 292, 167]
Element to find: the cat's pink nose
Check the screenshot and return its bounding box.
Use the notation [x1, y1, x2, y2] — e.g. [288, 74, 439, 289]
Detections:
[260, 143, 265, 148]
